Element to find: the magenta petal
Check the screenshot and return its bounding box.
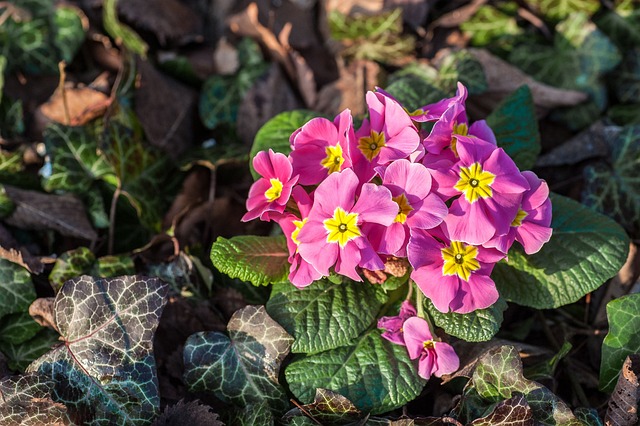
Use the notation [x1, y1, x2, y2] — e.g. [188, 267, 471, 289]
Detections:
[418, 353, 435, 379]
[433, 342, 459, 377]
[269, 151, 294, 182]
[335, 241, 362, 281]
[312, 169, 359, 218]
[402, 317, 432, 359]
[468, 120, 497, 145]
[354, 237, 385, 270]
[484, 150, 529, 193]
[408, 194, 448, 230]
[293, 117, 339, 148]
[289, 257, 323, 288]
[384, 160, 432, 199]
[374, 222, 407, 256]
[446, 201, 497, 245]
[379, 127, 420, 163]
[516, 221, 553, 254]
[455, 136, 497, 164]
[521, 171, 550, 210]
[352, 183, 397, 225]
[453, 274, 499, 313]
[407, 229, 442, 270]
[252, 150, 275, 178]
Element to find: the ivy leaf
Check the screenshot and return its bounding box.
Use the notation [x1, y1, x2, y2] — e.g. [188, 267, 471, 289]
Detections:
[285, 329, 426, 415]
[425, 297, 506, 342]
[436, 50, 488, 95]
[91, 255, 135, 278]
[493, 193, 629, 309]
[152, 400, 222, 426]
[485, 85, 541, 171]
[582, 125, 640, 237]
[267, 280, 386, 353]
[534, 0, 599, 21]
[460, 4, 523, 54]
[53, 5, 87, 64]
[0, 312, 41, 345]
[600, 293, 640, 392]
[2, 328, 59, 372]
[464, 345, 582, 425]
[594, 9, 640, 51]
[283, 388, 361, 424]
[250, 110, 324, 179]
[0, 374, 73, 425]
[210, 235, 289, 287]
[183, 305, 293, 413]
[223, 402, 273, 426]
[27, 276, 168, 425]
[0, 259, 36, 320]
[49, 247, 96, 292]
[611, 49, 640, 103]
[385, 68, 446, 114]
[102, 0, 148, 57]
[470, 394, 534, 426]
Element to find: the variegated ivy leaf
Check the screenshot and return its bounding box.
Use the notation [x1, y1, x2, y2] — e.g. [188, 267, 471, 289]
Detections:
[283, 388, 361, 424]
[49, 247, 96, 292]
[27, 276, 168, 426]
[0, 312, 41, 346]
[183, 305, 293, 413]
[0, 259, 35, 321]
[470, 394, 534, 426]
[3, 328, 59, 372]
[0, 373, 73, 425]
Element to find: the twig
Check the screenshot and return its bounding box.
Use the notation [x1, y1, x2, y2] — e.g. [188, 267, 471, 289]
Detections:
[108, 184, 122, 255]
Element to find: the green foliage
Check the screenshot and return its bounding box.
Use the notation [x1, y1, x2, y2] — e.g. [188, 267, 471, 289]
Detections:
[183, 306, 293, 413]
[210, 235, 290, 287]
[0, 312, 41, 345]
[3, 328, 59, 372]
[535, 0, 599, 21]
[582, 125, 640, 237]
[199, 38, 268, 129]
[49, 247, 96, 292]
[460, 4, 523, 54]
[0, 259, 36, 320]
[457, 345, 582, 425]
[27, 276, 168, 425]
[267, 280, 386, 353]
[285, 329, 425, 415]
[469, 395, 534, 426]
[600, 293, 640, 392]
[283, 388, 361, 424]
[611, 49, 640, 104]
[594, 9, 640, 51]
[437, 50, 488, 95]
[328, 8, 415, 65]
[493, 193, 629, 309]
[102, 0, 148, 57]
[425, 297, 506, 342]
[0, 184, 15, 218]
[0, 374, 73, 424]
[486, 85, 541, 170]
[250, 110, 324, 179]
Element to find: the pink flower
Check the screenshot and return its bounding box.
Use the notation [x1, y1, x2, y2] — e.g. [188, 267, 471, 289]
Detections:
[242, 149, 299, 222]
[351, 91, 420, 182]
[435, 137, 530, 245]
[290, 109, 354, 186]
[413, 82, 468, 123]
[377, 300, 416, 346]
[408, 225, 504, 313]
[366, 159, 448, 257]
[485, 171, 553, 254]
[275, 187, 323, 288]
[296, 168, 398, 282]
[403, 317, 459, 379]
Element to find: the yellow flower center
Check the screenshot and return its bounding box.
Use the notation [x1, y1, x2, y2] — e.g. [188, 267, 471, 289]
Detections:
[324, 207, 361, 247]
[320, 144, 345, 174]
[450, 122, 468, 158]
[265, 178, 283, 202]
[404, 107, 426, 118]
[393, 193, 413, 224]
[454, 162, 496, 203]
[441, 241, 480, 281]
[511, 208, 528, 227]
[358, 130, 386, 161]
[291, 218, 308, 246]
[423, 340, 435, 350]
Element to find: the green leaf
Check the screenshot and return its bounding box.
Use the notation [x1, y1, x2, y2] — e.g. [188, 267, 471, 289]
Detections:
[470, 394, 534, 426]
[574, 408, 603, 426]
[285, 330, 426, 415]
[283, 388, 361, 424]
[611, 49, 640, 103]
[600, 293, 640, 392]
[267, 280, 386, 353]
[0, 184, 15, 218]
[250, 110, 323, 179]
[466, 345, 582, 425]
[102, 0, 148, 58]
[0, 311, 41, 345]
[460, 4, 523, 53]
[594, 9, 640, 51]
[0, 259, 36, 320]
[485, 86, 541, 171]
[0, 374, 73, 425]
[425, 297, 506, 342]
[53, 5, 86, 64]
[535, 0, 599, 21]
[385, 69, 446, 114]
[493, 193, 629, 309]
[27, 275, 168, 425]
[183, 305, 293, 413]
[48, 247, 96, 292]
[0, 56, 6, 99]
[91, 254, 135, 278]
[3, 328, 59, 372]
[210, 235, 289, 287]
[436, 50, 488, 95]
[223, 402, 274, 426]
[582, 125, 640, 237]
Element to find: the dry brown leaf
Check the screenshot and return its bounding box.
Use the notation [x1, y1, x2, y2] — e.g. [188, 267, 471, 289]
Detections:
[135, 59, 197, 158]
[536, 121, 616, 167]
[213, 37, 239, 75]
[429, 0, 487, 29]
[0, 246, 43, 274]
[315, 58, 380, 117]
[605, 354, 640, 426]
[118, 0, 202, 45]
[29, 298, 58, 333]
[37, 85, 111, 127]
[468, 49, 588, 111]
[3, 185, 97, 241]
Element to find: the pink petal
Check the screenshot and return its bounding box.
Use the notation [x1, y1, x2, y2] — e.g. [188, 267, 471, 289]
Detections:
[384, 160, 432, 200]
[433, 342, 459, 377]
[352, 183, 397, 225]
[455, 136, 497, 164]
[335, 241, 363, 281]
[354, 236, 385, 270]
[402, 317, 433, 359]
[521, 171, 550, 211]
[418, 353, 435, 379]
[452, 274, 499, 313]
[373, 222, 407, 256]
[269, 150, 294, 182]
[412, 266, 459, 313]
[252, 150, 276, 178]
[292, 117, 339, 148]
[311, 169, 359, 219]
[445, 201, 497, 245]
[468, 120, 497, 145]
[516, 221, 553, 255]
[289, 256, 323, 288]
[408, 194, 448, 230]
[483, 149, 529, 193]
[407, 229, 442, 270]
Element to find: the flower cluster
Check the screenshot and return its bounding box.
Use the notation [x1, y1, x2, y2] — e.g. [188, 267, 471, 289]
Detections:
[242, 82, 552, 379]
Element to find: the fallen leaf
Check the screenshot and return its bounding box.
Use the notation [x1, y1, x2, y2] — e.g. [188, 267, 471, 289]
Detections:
[3, 185, 97, 241]
[605, 354, 640, 426]
[135, 58, 197, 158]
[536, 121, 615, 167]
[37, 84, 111, 127]
[468, 48, 588, 112]
[28, 298, 58, 333]
[0, 246, 44, 274]
[213, 37, 239, 75]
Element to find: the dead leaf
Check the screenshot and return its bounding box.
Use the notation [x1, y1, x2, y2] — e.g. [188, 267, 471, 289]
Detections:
[37, 84, 111, 127]
[605, 354, 640, 426]
[29, 298, 58, 333]
[315, 58, 380, 117]
[0, 223, 48, 274]
[135, 58, 197, 158]
[118, 0, 202, 45]
[468, 49, 588, 112]
[0, 246, 44, 274]
[429, 0, 487, 29]
[87, 32, 123, 73]
[3, 185, 97, 241]
[237, 63, 302, 147]
[152, 399, 222, 426]
[213, 37, 239, 75]
[536, 121, 617, 167]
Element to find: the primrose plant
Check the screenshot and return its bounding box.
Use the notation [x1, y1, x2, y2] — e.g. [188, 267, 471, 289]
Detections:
[239, 83, 552, 380]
